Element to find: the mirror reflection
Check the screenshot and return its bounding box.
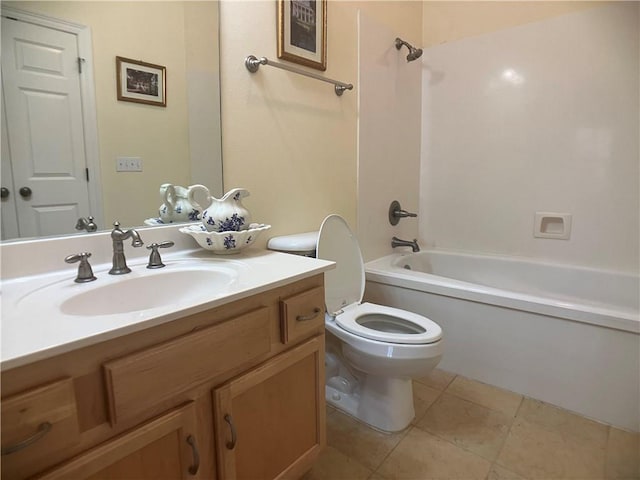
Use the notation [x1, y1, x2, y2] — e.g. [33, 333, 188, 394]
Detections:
[1, 1, 223, 241]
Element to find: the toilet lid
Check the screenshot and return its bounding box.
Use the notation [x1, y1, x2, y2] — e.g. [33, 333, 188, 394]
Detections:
[317, 215, 365, 315]
[267, 231, 318, 254]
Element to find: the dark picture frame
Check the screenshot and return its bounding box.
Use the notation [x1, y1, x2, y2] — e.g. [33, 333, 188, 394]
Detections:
[277, 0, 327, 71]
[116, 56, 166, 107]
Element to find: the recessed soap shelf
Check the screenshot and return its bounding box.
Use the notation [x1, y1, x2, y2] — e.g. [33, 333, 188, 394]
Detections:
[534, 212, 572, 239]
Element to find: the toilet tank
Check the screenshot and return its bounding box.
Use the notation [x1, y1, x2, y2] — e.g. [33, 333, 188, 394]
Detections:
[267, 232, 318, 257]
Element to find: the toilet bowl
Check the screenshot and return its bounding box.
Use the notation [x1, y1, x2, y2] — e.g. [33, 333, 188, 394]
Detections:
[268, 215, 443, 432]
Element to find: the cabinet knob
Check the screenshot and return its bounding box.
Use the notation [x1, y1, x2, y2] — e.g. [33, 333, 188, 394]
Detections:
[19, 186, 32, 198]
[1, 187, 9, 199]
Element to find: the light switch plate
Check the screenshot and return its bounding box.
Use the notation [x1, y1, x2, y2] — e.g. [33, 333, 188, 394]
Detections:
[116, 156, 143, 172]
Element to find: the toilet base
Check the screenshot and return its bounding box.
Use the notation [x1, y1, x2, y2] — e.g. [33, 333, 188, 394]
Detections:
[326, 375, 415, 432]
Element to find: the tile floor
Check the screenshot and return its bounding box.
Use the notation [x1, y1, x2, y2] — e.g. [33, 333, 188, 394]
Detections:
[303, 369, 640, 480]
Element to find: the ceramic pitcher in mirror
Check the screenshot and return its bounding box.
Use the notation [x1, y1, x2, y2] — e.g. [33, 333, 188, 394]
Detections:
[159, 184, 209, 223]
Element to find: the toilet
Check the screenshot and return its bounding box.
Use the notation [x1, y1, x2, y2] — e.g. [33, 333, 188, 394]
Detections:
[268, 214, 443, 432]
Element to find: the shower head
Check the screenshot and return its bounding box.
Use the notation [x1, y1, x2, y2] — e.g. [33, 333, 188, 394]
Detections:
[395, 37, 423, 62]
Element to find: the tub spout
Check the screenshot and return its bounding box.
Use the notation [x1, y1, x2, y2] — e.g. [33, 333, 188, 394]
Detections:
[391, 237, 420, 252]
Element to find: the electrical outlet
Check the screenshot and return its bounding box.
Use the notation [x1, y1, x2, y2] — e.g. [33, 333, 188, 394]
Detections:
[116, 156, 143, 172]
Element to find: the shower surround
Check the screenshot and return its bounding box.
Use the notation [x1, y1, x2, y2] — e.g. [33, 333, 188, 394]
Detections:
[420, 3, 639, 273]
[357, 3, 639, 433]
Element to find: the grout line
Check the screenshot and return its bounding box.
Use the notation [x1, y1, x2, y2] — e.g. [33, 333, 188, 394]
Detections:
[491, 395, 525, 471]
[411, 381, 449, 427]
[603, 424, 612, 479]
[371, 424, 413, 478]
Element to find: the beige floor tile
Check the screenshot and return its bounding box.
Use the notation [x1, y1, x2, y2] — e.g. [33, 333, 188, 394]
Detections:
[446, 376, 523, 417]
[517, 398, 609, 446]
[412, 380, 441, 424]
[487, 463, 526, 480]
[497, 416, 607, 479]
[377, 427, 491, 479]
[414, 368, 456, 391]
[606, 428, 640, 479]
[415, 393, 513, 461]
[327, 409, 406, 471]
[368, 473, 389, 480]
[301, 446, 373, 480]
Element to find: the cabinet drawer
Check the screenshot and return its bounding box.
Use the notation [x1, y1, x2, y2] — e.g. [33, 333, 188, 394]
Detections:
[1, 378, 80, 479]
[280, 286, 325, 344]
[104, 306, 271, 424]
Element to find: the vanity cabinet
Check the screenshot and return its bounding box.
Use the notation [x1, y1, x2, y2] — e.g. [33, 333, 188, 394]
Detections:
[1, 274, 326, 480]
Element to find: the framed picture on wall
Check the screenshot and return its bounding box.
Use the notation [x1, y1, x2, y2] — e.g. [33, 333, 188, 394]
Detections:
[277, 0, 327, 71]
[116, 56, 166, 107]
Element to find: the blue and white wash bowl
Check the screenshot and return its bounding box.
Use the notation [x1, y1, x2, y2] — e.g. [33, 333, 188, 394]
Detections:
[179, 223, 271, 254]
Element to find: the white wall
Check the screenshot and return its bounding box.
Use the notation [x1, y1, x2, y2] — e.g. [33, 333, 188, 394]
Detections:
[420, 3, 639, 273]
[357, 12, 422, 262]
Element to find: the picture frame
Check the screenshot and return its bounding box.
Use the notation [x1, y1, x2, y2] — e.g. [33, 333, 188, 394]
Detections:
[116, 56, 166, 107]
[277, 0, 327, 71]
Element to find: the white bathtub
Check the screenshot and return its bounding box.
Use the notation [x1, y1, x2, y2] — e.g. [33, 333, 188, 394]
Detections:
[364, 250, 640, 432]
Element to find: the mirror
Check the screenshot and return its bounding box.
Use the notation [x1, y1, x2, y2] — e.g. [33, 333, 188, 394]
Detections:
[1, 1, 223, 241]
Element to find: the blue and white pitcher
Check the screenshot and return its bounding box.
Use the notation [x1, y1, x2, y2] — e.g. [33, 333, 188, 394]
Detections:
[159, 184, 208, 223]
[191, 187, 252, 232]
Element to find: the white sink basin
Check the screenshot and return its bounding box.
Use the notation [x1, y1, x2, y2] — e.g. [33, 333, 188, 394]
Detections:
[16, 263, 239, 317]
[59, 268, 236, 316]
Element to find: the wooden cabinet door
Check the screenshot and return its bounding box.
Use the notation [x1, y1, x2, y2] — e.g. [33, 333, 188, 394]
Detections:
[213, 336, 325, 480]
[36, 402, 202, 480]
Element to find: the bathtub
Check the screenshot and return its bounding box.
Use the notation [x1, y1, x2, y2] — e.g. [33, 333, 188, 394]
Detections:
[364, 250, 640, 432]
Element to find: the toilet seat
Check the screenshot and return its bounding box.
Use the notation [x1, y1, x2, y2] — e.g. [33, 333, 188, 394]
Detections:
[318, 215, 441, 346]
[336, 303, 442, 344]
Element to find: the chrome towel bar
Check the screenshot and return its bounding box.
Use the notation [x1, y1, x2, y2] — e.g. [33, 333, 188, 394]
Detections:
[245, 55, 353, 96]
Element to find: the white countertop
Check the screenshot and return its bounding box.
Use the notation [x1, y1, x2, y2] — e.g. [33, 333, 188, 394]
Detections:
[1, 247, 333, 370]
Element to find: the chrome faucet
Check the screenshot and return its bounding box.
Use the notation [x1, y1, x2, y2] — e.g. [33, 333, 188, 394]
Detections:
[75, 216, 98, 232]
[391, 236, 420, 252]
[109, 221, 144, 274]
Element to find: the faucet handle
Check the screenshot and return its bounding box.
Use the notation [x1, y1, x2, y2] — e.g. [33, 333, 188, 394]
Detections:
[65, 252, 97, 283]
[146, 241, 175, 269]
[389, 200, 418, 225]
[75, 216, 97, 232]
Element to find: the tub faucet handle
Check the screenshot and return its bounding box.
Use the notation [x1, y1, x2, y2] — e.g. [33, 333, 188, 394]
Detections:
[389, 200, 417, 225]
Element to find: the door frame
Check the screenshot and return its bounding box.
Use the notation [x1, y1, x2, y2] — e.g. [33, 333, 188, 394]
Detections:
[1, 5, 104, 230]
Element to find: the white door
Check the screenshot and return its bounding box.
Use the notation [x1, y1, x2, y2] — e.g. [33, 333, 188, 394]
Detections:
[1, 16, 92, 239]
[1, 89, 20, 240]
